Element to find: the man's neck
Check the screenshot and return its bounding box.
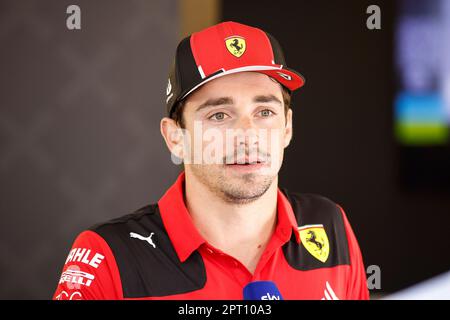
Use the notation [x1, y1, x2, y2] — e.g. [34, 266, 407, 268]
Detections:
[184, 173, 279, 274]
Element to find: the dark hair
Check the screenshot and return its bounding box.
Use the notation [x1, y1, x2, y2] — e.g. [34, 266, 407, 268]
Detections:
[171, 85, 292, 128]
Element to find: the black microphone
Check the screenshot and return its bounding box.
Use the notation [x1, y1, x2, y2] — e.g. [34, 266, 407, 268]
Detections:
[243, 281, 283, 300]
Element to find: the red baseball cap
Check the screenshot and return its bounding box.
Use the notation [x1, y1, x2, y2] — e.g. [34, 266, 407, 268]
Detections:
[166, 21, 305, 118]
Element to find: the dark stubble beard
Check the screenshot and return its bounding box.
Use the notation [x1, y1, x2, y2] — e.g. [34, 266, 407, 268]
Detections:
[189, 164, 275, 205]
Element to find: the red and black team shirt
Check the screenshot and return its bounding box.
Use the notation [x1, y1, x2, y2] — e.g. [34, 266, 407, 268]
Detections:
[53, 172, 369, 300]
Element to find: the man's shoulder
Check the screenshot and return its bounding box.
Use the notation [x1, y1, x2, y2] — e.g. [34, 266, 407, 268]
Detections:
[63, 204, 161, 263]
[88, 203, 160, 234]
[280, 189, 351, 270]
[85, 203, 169, 256]
[84, 203, 206, 298]
[280, 189, 344, 225]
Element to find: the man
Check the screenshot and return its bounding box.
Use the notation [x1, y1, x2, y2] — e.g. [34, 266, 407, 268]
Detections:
[53, 21, 369, 300]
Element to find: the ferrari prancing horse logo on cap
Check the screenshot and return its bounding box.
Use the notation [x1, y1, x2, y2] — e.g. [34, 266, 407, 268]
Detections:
[298, 224, 330, 263]
[225, 36, 246, 58]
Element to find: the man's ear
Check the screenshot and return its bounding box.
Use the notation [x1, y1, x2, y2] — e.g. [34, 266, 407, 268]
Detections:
[160, 117, 185, 160]
[284, 108, 293, 148]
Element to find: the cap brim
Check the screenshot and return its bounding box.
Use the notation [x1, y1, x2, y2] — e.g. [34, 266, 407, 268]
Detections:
[179, 65, 305, 101]
[256, 66, 305, 92]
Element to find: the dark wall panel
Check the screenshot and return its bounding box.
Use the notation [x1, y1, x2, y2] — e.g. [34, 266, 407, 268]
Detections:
[0, 0, 179, 299]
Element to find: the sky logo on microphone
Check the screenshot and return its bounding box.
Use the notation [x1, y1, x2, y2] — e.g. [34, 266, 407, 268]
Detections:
[261, 293, 281, 300]
[243, 281, 284, 300]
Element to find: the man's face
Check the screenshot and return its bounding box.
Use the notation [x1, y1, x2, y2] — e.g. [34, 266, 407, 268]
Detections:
[174, 72, 292, 204]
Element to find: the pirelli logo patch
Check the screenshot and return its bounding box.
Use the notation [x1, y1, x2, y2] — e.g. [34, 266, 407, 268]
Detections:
[298, 224, 330, 263]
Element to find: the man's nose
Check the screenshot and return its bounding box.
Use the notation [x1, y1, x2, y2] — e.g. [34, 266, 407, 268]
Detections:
[232, 115, 259, 146]
[233, 113, 262, 134]
[235, 114, 255, 130]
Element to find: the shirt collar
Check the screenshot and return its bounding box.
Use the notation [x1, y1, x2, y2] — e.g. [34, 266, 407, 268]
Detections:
[158, 171, 206, 263]
[275, 188, 301, 244]
[158, 171, 300, 263]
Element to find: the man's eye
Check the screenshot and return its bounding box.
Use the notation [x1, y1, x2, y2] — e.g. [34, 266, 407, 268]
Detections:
[209, 112, 228, 121]
[260, 109, 274, 117]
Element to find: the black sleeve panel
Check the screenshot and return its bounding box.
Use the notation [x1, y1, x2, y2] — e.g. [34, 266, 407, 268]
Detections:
[281, 189, 351, 271]
[89, 205, 206, 299]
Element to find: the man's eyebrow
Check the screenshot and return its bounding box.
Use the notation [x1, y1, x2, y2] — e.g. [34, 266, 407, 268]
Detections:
[195, 97, 234, 112]
[195, 94, 282, 112]
[253, 94, 282, 105]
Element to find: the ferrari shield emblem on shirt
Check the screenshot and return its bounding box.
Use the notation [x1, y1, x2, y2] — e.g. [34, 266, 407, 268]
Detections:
[225, 36, 246, 58]
[298, 224, 330, 263]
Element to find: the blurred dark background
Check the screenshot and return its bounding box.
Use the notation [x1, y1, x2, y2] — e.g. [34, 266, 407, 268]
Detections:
[0, 0, 449, 299]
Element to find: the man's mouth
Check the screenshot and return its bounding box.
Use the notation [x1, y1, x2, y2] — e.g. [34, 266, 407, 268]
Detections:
[227, 160, 265, 165]
[225, 155, 269, 167]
